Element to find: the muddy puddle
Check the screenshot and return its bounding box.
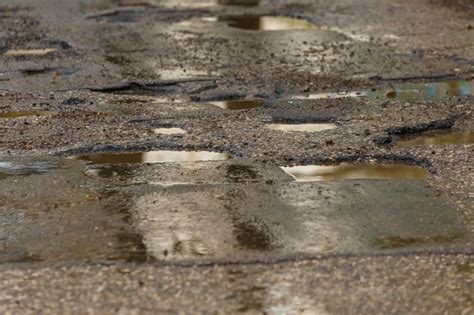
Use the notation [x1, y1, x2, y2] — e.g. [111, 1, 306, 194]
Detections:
[293, 80, 472, 101]
[153, 128, 187, 135]
[0, 160, 55, 179]
[71, 150, 231, 164]
[0, 157, 147, 264]
[217, 0, 260, 6]
[267, 123, 337, 132]
[134, 179, 468, 261]
[369, 80, 473, 101]
[0, 111, 48, 119]
[208, 100, 263, 110]
[397, 131, 474, 147]
[281, 163, 428, 181]
[207, 16, 316, 31]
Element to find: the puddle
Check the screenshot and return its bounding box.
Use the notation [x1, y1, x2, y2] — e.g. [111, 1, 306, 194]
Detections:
[266, 123, 337, 132]
[210, 16, 316, 31]
[0, 111, 48, 119]
[292, 91, 365, 100]
[368, 80, 473, 101]
[217, 0, 260, 6]
[71, 150, 231, 164]
[4, 48, 57, 57]
[134, 178, 467, 261]
[0, 161, 55, 178]
[397, 131, 474, 147]
[208, 100, 263, 110]
[281, 163, 428, 181]
[292, 80, 473, 101]
[153, 128, 187, 135]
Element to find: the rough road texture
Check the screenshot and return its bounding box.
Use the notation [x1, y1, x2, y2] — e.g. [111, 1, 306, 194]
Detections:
[0, 0, 473, 314]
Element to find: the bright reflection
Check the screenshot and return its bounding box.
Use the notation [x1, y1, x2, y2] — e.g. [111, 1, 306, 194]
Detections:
[71, 151, 231, 164]
[153, 128, 187, 135]
[281, 163, 428, 181]
[215, 16, 316, 31]
[267, 123, 337, 132]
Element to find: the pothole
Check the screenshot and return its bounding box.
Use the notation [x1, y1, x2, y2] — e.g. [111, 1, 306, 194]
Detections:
[281, 163, 428, 182]
[0, 111, 48, 119]
[70, 151, 231, 164]
[293, 80, 472, 101]
[217, 0, 260, 6]
[397, 131, 474, 147]
[0, 160, 55, 178]
[205, 16, 316, 31]
[368, 80, 473, 101]
[208, 100, 263, 110]
[3, 48, 57, 57]
[266, 123, 337, 132]
[153, 128, 187, 135]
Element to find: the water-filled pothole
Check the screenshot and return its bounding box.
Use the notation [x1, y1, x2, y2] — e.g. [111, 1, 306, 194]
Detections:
[0, 111, 48, 119]
[209, 16, 316, 31]
[266, 123, 337, 132]
[281, 163, 428, 181]
[369, 80, 473, 101]
[217, 0, 260, 6]
[293, 80, 472, 101]
[71, 151, 231, 164]
[208, 100, 263, 110]
[397, 131, 474, 147]
[0, 160, 54, 178]
[153, 128, 187, 135]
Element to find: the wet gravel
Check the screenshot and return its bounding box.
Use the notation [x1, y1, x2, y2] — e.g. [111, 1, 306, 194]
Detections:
[0, 0, 473, 313]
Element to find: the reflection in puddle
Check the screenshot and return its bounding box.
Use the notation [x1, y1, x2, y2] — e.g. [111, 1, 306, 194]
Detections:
[292, 80, 472, 101]
[397, 131, 474, 147]
[153, 128, 187, 135]
[0, 161, 54, 178]
[0, 111, 48, 119]
[267, 123, 337, 133]
[212, 16, 316, 31]
[281, 163, 428, 181]
[368, 80, 473, 101]
[217, 0, 260, 6]
[208, 100, 263, 110]
[293, 91, 365, 100]
[71, 151, 231, 164]
[4, 49, 57, 57]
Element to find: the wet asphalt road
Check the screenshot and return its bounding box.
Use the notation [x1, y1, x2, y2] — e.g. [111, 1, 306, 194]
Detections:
[0, 0, 473, 314]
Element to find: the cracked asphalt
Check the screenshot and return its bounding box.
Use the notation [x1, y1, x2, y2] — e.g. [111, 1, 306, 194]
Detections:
[0, 0, 473, 314]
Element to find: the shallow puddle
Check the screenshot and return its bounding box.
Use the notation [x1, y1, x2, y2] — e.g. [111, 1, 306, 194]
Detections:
[281, 163, 428, 181]
[0, 160, 54, 178]
[0, 111, 48, 119]
[267, 123, 337, 132]
[293, 91, 365, 100]
[211, 16, 316, 31]
[397, 131, 474, 147]
[4, 48, 57, 57]
[71, 150, 231, 164]
[153, 128, 187, 135]
[368, 80, 473, 101]
[217, 0, 260, 6]
[208, 100, 263, 110]
[292, 80, 472, 102]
